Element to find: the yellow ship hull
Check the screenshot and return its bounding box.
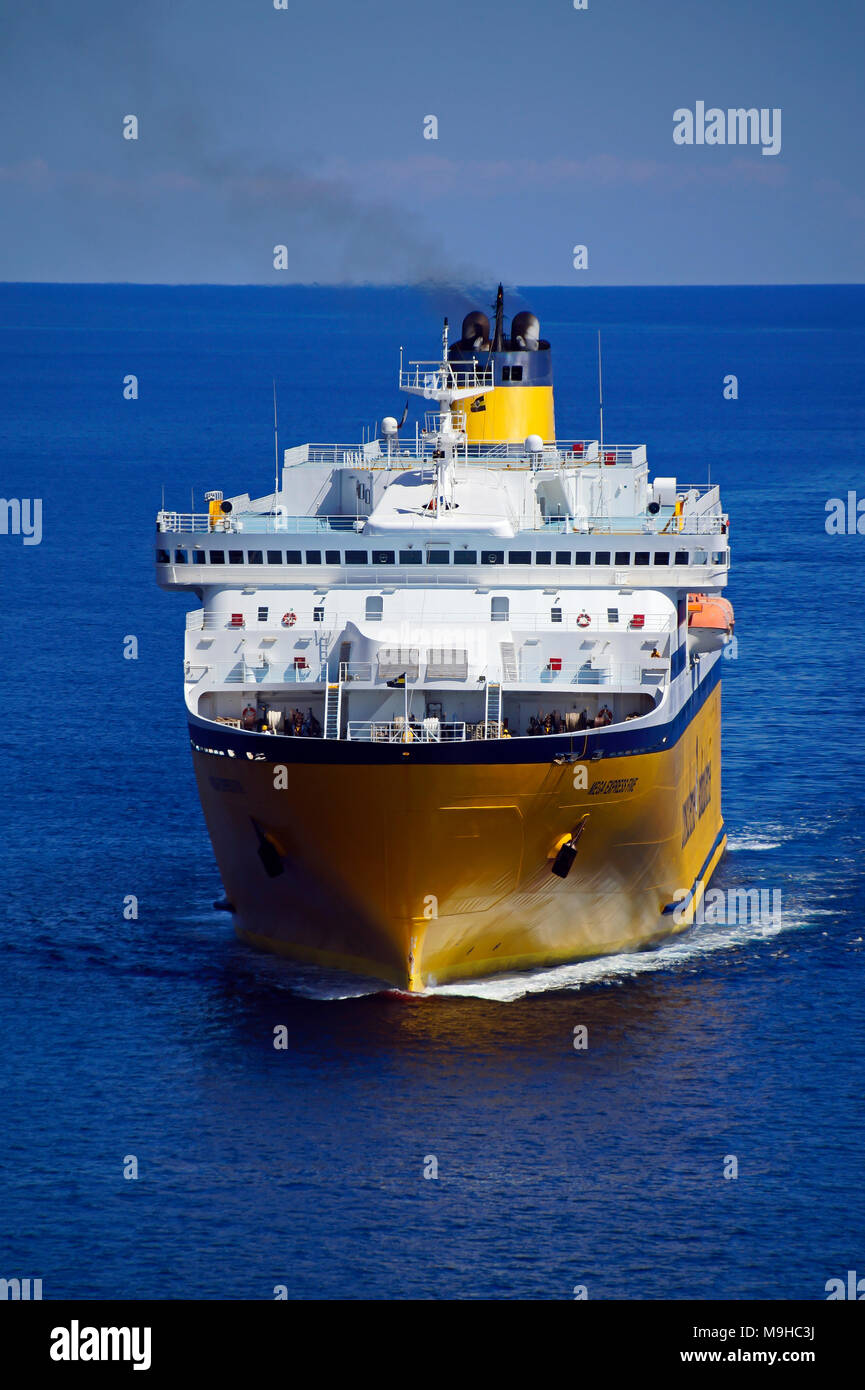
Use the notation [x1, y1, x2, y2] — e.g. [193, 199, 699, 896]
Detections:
[191, 682, 725, 991]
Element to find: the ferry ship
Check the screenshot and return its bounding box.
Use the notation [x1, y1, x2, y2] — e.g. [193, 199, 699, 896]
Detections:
[156, 288, 734, 991]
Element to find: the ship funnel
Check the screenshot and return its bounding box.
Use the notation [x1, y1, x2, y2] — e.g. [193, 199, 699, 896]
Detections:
[446, 285, 556, 444]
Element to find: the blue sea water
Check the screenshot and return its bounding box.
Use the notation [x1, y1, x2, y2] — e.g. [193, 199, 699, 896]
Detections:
[0, 283, 863, 1301]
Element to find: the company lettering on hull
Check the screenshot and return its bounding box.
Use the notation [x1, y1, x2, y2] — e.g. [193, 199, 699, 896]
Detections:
[682, 735, 713, 849]
[588, 777, 639, 796]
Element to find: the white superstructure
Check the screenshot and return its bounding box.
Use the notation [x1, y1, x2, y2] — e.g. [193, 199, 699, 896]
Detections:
[156, 357, 730, 746]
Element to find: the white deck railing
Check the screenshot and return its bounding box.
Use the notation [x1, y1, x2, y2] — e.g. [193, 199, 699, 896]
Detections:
[158, 511, 213, 532]
[185, 608, 673, 636]
[400, 361, 493, 394]
[186, 653, 667, 691]
[160, 510, 724, 540]
[517, 662, 664, 687]
[281, 439, 665, 470]
[536, 512, 724, 535]
[347, 720, 467, 743]
[158, 511, 367, 536]
[185, 658, 326, 685]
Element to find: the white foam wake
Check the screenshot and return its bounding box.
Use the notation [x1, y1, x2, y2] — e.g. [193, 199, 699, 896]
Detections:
[725, 836, 783, 851]
[425, 910, 803, 1002]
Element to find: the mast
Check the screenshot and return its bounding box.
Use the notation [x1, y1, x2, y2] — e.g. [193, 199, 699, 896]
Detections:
[492, 283, 504, 352]
[273, 379, 280, 498]
[597, 330, 604, 455]
[399, 317, 495, 521]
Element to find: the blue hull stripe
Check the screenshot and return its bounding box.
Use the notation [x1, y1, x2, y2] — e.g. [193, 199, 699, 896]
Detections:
[660, 826, 728, 915]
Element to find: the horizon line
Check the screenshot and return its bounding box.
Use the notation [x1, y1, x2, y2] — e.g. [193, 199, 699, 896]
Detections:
[1, 280, 863, 290]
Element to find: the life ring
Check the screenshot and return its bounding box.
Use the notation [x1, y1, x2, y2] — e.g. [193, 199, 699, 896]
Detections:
[282, 611, 297, 628]
[242, 705, 257, 722]
[577, 612, 591, 628]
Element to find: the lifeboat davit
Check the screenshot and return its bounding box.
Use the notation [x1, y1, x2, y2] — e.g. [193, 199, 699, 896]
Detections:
[687, 592, 735, 655]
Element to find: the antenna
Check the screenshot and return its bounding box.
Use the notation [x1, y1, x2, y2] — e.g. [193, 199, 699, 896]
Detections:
[597, 330, 604, 454]
[272, 379, 279, 498]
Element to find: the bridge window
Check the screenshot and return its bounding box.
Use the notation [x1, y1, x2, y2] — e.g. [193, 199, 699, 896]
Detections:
[614, 551, 630, 565]
[229, 550, 244, 564]
[712, 551, 728, 565]
[372, 550, 395, 565]
[653, 552, 669, 565]
[345, 550, 368, 564]
[365, 596, 383, 622]
[174, 549, 188, 564]
[595, 551, 610, 565]
[209, 551, 225, 563]
[248, 550, 263, 564]
[156, 549, 170, 564]
[551, 606, 562, 623]
[267, 550, 282, 563]
[491, 596, 509, 623]
[509, 551, 531, 564]
[427, 549, 450, 564]
[399, 550, 422, 564]
[635, 552, 650, 565]
[325, 550, 340, 564]
[305, 550, 321, 563]
[555, 551, 571, 565]
[193, 549, 206, 564]
[536, 551, 551, 564]
[574, 552, 591, 565]
[453, 550, 476, 565]
[285, 550, 302, 564]
[675, 550, 689, 565]
[482, 550, 504, 566]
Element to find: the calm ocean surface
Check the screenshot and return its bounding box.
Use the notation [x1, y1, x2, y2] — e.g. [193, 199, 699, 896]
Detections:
[1, 283, 863, 1300]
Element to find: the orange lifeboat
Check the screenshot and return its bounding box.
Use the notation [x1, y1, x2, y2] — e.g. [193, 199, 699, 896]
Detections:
[687, 593, 735, 654]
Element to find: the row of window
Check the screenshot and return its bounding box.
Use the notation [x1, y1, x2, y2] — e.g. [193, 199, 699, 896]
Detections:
[159, 547, 727, 567]
[248, 599, 647, 625]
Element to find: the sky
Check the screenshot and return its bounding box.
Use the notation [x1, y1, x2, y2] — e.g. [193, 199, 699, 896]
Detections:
[0, 0, 863, 285]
